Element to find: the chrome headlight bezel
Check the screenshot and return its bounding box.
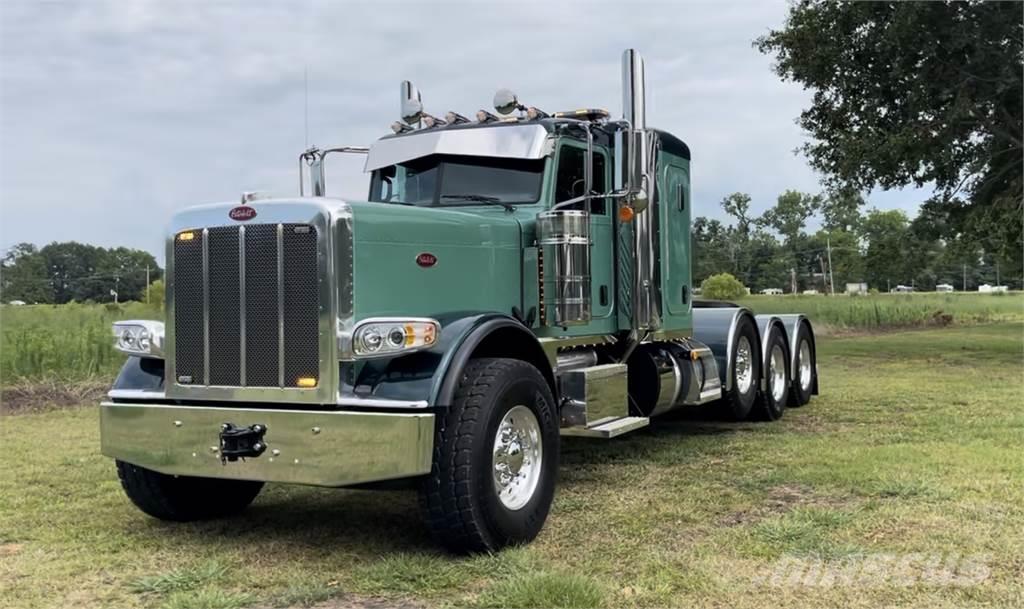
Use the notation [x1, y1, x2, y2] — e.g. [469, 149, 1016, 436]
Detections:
[112, 320, 165, 358]
[347, 317, 440, 360]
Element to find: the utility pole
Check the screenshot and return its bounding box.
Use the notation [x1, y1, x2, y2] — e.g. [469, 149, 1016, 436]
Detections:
[790, 267, 797, 295]
[996, 260, 1000, 286]
[826, 236, 835, 296]
[963, 263, 967, 291]
[145, 266, 151, 303]
[887, 278, 891, 293]
[817, 256, 827, 292]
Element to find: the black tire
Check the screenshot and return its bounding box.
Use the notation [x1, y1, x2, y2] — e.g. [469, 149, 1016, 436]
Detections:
[721, 315, 761, 421]
[789, 323, 816, 407]
[753, 329, 789, 421]
[116, 460, 263, 522]
[419, 358, 559, 553]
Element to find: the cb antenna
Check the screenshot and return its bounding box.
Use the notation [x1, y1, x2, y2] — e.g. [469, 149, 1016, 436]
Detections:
[303, 64, 309, 149]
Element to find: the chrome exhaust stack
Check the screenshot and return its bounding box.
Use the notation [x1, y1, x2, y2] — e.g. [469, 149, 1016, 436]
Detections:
[621, 49, 661, 344]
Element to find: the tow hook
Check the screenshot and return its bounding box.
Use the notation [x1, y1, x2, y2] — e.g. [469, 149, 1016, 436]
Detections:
[219, 423, 268, 464]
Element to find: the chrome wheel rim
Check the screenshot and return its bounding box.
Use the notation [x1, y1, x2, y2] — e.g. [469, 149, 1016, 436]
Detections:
[798, 339, 813, 391]
[492, 405, 543, 511]
[735, 336, 754, 394]
[770, 344, 786, 403]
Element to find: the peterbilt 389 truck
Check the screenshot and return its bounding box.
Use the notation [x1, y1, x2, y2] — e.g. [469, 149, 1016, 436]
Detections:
[101, 49, 818, 552]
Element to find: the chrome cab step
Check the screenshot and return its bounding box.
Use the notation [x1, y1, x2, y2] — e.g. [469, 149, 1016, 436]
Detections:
[560, 416, 650, 439]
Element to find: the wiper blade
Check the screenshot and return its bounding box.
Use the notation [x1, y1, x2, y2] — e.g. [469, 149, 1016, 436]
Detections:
[441, 194, 515, 211]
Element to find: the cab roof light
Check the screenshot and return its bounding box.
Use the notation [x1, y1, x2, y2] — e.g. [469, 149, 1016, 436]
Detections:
[526, 106, 549, 120]
[444, 111, 471, 125]
[476, 109, 500, 123]
[390, 121, 414, 134]
[421, 113, 447, 128]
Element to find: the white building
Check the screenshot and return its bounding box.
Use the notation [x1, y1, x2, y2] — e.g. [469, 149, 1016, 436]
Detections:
[978, 284, 1009, 293]
[760, 288, 783, 295]
[891, 285, 915, 293]
[845, 282, 868, 295]
[936, 283, 954, 292]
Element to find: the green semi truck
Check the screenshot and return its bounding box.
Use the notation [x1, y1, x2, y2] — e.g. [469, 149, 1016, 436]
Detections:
[101, 49, 818, 552]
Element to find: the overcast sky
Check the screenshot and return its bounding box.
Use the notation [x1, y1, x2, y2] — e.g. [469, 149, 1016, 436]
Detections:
[0, 0, 928, 263]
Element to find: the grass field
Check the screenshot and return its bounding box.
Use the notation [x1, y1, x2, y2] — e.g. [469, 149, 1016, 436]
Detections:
[1, 321, 1022, 608]
[732, 292, 1024, 333]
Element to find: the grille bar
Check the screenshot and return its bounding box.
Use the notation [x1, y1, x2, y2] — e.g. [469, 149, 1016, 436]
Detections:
[238, 225, 246, 386]
[277, 224, 285, 388]
[202, 228, 210, 385]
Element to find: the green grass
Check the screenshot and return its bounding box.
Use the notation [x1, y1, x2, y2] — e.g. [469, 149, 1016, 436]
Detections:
[1, 322, 1022, 608]
[733, 292, 1024, 333]
[0, 302, 162, 383]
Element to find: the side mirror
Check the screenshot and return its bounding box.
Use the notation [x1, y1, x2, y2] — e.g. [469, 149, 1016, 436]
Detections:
[614, 126, 649, 212]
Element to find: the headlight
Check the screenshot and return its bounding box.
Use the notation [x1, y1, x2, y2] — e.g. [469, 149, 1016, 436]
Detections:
[351, 318, 439, 359]
[112, 320, 164, 358]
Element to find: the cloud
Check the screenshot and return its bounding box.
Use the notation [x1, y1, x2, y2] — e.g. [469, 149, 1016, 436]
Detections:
[0, 0, 929, 261]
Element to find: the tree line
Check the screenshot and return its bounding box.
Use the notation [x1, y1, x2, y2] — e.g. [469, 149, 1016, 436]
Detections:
[693, 189, 1019, 294]
[1, 242, 162, 304]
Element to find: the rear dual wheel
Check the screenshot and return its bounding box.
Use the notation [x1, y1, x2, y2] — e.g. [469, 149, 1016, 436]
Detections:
[789, 324, 816, 407]
[721, 316, 760, 421]
[754, 330, 789, 421]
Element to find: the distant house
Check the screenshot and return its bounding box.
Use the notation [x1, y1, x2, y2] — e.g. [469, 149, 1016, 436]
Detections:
[802, 289, 819, 295]
[845, 282, 867, 295]
[891, 285, 915, 293]
[7, 300, 26, 306]
[978, 284, 1008, 293]
[760, 288, 783, 295]
[936, 283, 954, 293]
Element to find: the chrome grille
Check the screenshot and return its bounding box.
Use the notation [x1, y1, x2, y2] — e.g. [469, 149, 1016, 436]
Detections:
[172, 223, 319, 389]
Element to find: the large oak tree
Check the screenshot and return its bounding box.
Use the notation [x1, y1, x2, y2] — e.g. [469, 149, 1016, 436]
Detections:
[757, 1, 1022, 273]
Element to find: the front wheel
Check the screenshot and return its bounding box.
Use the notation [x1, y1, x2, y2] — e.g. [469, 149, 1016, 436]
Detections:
[116, 460, 263, 521]
[419, 358, 559, 553]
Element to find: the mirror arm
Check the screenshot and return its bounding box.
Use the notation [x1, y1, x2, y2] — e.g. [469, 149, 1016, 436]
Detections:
[298, 146, 369, 197]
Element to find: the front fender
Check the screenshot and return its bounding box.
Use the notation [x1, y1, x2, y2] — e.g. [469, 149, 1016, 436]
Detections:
[344, 312, 552, 409]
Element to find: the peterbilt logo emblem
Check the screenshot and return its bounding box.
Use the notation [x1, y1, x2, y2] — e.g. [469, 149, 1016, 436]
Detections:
[229, 206, 257, 221]
[416, 253, 438, 268]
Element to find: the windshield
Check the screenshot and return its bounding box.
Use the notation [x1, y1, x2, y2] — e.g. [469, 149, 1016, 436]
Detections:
[369, 154, 544, 207]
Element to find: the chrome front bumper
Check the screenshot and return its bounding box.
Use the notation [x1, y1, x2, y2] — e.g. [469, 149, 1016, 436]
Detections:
[100, 402, 434, 487]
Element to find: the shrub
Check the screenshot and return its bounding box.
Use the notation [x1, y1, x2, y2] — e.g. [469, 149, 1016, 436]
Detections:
[701, 273, 748, 300]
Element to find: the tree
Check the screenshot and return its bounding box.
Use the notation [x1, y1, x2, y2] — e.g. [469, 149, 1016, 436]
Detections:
[1, 243, 52, 304]
[701, 273, 748, 300]
[760, 190, 820, 247]
[0, 242, 161, 304]
[757, 1, 1023, 273]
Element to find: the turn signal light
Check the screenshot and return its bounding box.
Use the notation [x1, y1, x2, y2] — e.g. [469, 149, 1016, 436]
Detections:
[296, 377, 318, 388]
[178, 231, 195, 241]
[618, 205, 635, 223]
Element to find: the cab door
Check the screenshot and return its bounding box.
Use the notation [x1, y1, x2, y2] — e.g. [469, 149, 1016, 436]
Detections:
[551, 142, 614, 328]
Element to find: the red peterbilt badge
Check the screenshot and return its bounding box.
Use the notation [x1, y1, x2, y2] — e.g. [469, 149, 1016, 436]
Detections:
[229, 206, 257, 221]
[416, 252, 438, 268]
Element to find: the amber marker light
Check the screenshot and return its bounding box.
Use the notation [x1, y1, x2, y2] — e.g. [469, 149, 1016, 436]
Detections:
[618, 205, 635, 223]
[296, 377, 318, 388]
[178, 231, 196, 241]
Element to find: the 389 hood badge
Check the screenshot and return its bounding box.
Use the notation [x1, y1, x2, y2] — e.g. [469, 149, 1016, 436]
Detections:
[416, 252, 438, 267]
